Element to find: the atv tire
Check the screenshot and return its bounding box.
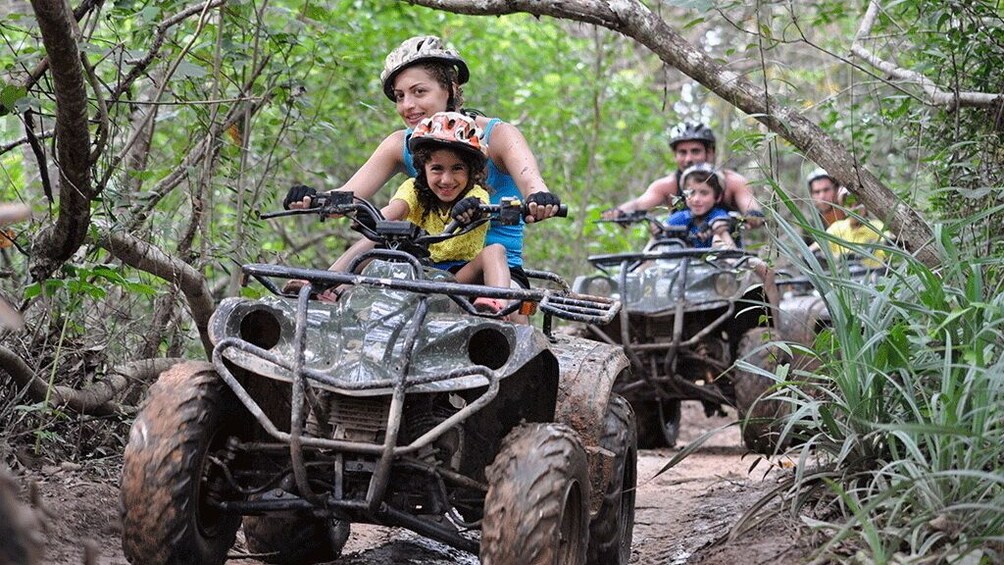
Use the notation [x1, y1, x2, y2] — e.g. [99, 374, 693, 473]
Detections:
[634, 399, 681, 449]
[120, 362, 245, 564]
[734, 328, 791, 454]
[587, 395, 637, 565]
[481, 423, 590, 565]
[243, 511, 349, 564]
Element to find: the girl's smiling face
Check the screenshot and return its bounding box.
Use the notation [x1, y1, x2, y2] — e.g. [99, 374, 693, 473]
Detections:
[392, 67, 451, 129]
[683, 179, 719, 216]
[424, 149, 470, 203]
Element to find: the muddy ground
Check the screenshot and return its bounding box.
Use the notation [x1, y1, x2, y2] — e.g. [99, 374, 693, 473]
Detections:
[15, 401, 815, 564]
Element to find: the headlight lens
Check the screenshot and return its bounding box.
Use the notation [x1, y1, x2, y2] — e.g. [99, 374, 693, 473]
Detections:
[239, 308, 282, 350]
[714, 273, 740, 297]
[586, 276, 616, 297]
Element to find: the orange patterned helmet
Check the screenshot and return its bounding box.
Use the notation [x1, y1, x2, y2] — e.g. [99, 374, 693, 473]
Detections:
[408, 112, 486, 164]
[381, 35, 470, 101]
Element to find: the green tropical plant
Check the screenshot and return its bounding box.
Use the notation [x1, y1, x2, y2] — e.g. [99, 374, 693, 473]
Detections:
[736, 195, 1004, 562]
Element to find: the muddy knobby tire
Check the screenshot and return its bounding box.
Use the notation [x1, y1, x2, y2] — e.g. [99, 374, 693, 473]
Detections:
[587, 395, 637, 565]
[120, 362, 244, 564]
[481, 423, 590, 565]
[733, 328, 791, 454]
[243, 511, 349, 564]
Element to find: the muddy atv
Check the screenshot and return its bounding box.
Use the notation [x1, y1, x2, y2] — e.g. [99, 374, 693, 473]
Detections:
[120, 193, 637, 565]
[572, 212, 784, 452]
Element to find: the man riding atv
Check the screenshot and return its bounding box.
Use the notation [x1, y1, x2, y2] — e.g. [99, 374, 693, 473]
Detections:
[576, 177, 782, 451]
[602, 122, 765, 228]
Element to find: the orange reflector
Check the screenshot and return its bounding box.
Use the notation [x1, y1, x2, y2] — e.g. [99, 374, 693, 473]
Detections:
[519, 301, 537, 316]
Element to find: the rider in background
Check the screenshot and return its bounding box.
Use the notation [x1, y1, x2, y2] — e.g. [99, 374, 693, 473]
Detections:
[603, 122, 764, 227]
[665, 163, 735, 249]
[806, 168, 849, 228]
[807, 194, 888, 268]
[283, 35, 559, 289]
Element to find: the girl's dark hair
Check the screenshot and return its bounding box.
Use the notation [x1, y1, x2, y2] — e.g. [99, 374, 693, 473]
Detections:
[412, 145, 488, 221]
[413, 62, 465, 112]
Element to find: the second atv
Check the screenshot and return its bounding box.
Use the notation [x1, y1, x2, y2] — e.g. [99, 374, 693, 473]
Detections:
[573, 212, 785, 451]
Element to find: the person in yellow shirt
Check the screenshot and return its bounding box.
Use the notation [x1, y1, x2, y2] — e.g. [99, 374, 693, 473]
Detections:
[328, 111, 510, 312]
[808, 198, 887, 267]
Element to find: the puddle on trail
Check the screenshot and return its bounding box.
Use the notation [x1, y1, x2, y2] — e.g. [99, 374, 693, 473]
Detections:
[337, 532, 480, 565]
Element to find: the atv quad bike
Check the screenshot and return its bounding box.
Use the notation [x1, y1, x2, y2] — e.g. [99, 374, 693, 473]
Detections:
[120, 193, 637, 565]
[572, 212, 785, 452]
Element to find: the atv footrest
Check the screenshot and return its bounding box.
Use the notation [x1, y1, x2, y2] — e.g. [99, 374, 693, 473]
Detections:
[539, 292, 620, 325]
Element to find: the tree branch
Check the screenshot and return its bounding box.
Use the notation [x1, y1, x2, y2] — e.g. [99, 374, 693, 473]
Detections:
[403, 0, 941, 267]
[0, 345, 183, 416]
[851, 1, 1001, 109]
[94, 228, 215, 358]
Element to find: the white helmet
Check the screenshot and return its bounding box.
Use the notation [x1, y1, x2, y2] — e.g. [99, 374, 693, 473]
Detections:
[380, 35, 469, 101]
[806, 167, 834, 188]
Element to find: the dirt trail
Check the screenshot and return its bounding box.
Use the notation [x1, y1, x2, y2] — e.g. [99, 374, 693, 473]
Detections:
[17, 402, 810, 564]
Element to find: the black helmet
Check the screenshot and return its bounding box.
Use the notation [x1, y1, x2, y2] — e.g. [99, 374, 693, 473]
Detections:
[668, 122, 716, 151]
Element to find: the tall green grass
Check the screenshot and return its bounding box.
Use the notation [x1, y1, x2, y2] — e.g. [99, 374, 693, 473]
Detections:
[749, 194, 1004, 563]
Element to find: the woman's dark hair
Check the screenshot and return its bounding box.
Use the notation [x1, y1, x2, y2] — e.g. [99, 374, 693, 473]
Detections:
[413, 62, 465, 112]
[412, 145, 488, 222]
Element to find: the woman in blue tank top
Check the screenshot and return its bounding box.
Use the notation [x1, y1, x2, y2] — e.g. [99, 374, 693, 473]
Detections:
[283, 35, 561, 288]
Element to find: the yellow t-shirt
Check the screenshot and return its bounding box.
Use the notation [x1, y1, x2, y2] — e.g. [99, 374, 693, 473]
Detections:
[825, 218, 886, 266]
[391, 179, 490, 266]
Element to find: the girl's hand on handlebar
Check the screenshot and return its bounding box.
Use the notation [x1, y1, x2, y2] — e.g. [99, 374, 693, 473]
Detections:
[524, 192, 561, 223]
[450, 197, 484, 226]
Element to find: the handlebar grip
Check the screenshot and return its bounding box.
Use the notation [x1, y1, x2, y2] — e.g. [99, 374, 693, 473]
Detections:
[523, 203, 568, 217]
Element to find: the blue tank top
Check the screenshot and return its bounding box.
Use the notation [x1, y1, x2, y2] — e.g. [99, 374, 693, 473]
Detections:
[404, 118, 524, 267]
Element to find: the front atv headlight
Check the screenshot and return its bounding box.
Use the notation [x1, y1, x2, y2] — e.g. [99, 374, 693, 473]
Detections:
[239, 307, 282, 350]
[714, 272, 740, 298]
[583, 276, 616, 298]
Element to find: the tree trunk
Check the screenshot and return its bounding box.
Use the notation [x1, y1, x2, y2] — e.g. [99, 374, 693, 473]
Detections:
[28, 0, 97, 281]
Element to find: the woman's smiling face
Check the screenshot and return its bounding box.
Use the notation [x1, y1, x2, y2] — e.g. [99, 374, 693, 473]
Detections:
[424, 149, 470, 203]
[392, 67, 451, 129]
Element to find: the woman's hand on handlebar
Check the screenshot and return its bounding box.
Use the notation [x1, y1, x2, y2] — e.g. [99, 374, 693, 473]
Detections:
[524, 192, 561, 223]
[283, 184, 319, 210]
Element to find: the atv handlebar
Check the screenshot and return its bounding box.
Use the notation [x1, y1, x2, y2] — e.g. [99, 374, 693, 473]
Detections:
[261, 193, 567, 254]
[596, 211, 689, 239]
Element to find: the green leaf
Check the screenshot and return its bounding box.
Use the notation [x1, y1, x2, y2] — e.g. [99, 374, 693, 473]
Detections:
[0, 83, 27, 116]
[173, 61, 207, 79]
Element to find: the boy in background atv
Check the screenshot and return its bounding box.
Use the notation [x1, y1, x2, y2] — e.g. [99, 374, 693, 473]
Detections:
[665, 162, 736, 249]
[328, 111, 511, 312]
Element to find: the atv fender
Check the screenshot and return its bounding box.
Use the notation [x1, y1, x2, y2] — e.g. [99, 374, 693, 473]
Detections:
[549, 334, 630, 515]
